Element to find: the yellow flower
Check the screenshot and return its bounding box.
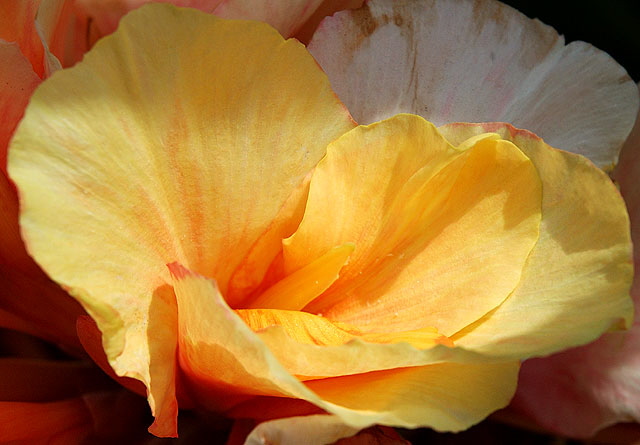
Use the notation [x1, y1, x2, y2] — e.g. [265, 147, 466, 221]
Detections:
[7, 3, 634, 442]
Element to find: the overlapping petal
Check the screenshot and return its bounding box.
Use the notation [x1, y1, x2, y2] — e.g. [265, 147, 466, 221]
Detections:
[5, 1, 636, 441]
[308, 0, 639, 169]
[506, 103, 640, 438]
[285, 114, 542, 336]
[170, 262, 520, 432]
[439, 123, 633, 358]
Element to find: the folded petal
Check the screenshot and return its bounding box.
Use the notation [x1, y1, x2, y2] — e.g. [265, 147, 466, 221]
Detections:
[308, 0, 639, 168]
[237, 308, 462, 380]
[170, 263, 519, 432]
[285, 114, 541, 336]
[9, 4, 354, 435]
[439, 123, 633, 358]
[306, 361, 520, 432]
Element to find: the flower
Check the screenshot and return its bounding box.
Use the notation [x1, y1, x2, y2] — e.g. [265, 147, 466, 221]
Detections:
[5, 3, 635, 443]
[303, 0, 640, 440]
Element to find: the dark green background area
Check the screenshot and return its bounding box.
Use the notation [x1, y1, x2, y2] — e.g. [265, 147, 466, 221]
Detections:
[502, 0, 640, 82]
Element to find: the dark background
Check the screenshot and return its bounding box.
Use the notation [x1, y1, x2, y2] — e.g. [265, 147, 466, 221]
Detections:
[502, 0, 640, 82]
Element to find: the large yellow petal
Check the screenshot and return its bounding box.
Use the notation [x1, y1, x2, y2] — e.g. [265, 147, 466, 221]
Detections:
[9, 4, 354, 435]
[306, 361, 520, 432]
[283, 114, 541, 336]
[169, 263, 520, 432]
[439, 123, 633, 358]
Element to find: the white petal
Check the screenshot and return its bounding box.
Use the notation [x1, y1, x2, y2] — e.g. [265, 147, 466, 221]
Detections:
[309, 0, 639, 168]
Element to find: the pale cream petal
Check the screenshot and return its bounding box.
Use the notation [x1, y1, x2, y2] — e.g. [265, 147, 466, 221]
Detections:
[245, 415, 361, 445]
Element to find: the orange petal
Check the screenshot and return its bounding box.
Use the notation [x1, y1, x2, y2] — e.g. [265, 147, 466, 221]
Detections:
[247, 243, 355, 311]
[170, 262, 520, 432]
[0, 42, 40, 172]
[0, 0, 46, 76]
[285, 114, 541, 336]
[169, 262, 310, 404]
[0, 398, 92, 442]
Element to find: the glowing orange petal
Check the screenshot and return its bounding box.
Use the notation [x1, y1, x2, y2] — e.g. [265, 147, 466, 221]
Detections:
[0, 0, 45, 76]
[285, 114, 541, 336]
[247, 243, 355, 310]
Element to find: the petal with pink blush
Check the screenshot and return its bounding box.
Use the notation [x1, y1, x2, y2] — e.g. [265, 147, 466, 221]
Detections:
[308, 0, 639, 168]
[0, 42, 40, 171]
[508, 101, 640, 439]
[77, 0, 328, 38]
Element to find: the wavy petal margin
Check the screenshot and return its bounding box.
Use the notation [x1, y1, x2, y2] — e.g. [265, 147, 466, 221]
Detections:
[439, 123, 634, 359]
[170, 262, 520, 433]
[284, 114, 541, 336]
[308, 0, 639, 169]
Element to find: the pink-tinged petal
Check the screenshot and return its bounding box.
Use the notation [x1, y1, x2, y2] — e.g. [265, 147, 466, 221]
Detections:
[506, 102, 640, 438]
[294, 0, 365, 44]
[37, 0, 91, 69]
[0, 42, 40, 171]
[77, 0, 328, 38]
[308, 0, 639, 169]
